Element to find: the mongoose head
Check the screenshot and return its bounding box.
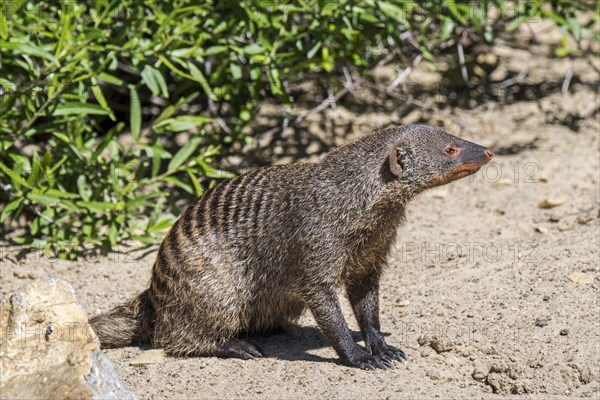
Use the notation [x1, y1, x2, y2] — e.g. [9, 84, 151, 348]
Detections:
[388, 125, 493, 191]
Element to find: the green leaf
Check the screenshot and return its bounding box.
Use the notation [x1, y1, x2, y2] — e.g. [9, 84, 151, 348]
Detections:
[52, 102, 110, 116]
[197, 160, 235, 179]
[0, 41, 60, 66]
[30, 217, 40, 235]
[243, 43, 266, 55]
[0, 161, 30, 189]
[76, 201, 122, 212]
[377, 1, 408, 23]
[152, 67, 169, 98]
[440, 20, 455, 41]
[158, 55, 216, 100]
[163, 176, 194, 194]
[0, 7, 7, 40]
[307, 41, 322, 59]
[155, 115, 213, 132]
[45, 189, 79, 199]
[230, 63, 242, 80]
[268, 68, 283, 95]
[167, 137, 201, 172]
[187, 171, 203, 196]
[11, 236, 29, 245]
[141, 64, 160, 96]
[97, 72, 125, 86]
[91, 77, 116, 120]
[568, 17, 582, 41]
[77, 175, 92, 201]
[92, 122, 125, 160]
[109, 221, 119, 245]
[129, 85, 141, 139]
[126, 192, 164, 211]
[27, 193, 60, 206]
[1, 198, 23, 223]
[27, 153, 42, 186]
[147, 217, 174, 233]
[199, 45, 228, 56]
[187, 61, 215, 100]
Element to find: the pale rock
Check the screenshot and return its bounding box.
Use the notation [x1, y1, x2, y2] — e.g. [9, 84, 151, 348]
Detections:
[0, 278, 136, 399]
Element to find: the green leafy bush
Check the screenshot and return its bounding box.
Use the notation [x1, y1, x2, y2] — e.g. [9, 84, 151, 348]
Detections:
[1, 0, 597, 258]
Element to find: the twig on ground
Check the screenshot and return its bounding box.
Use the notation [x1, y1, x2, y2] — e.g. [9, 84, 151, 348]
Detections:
[215, 117, 232, 135]
[561, 58, 576, 94]
[587, 59, 600, 74]
[495, 66, 530, 88]
[256, 40, 431, 143]
[376, 48, 400, 67]
[294, 76, 363, 125]
[457, 42, 469, 84]
[364, 81, 479, 136]
[0, 184, 55, 224]
[387, 54, 423, 92]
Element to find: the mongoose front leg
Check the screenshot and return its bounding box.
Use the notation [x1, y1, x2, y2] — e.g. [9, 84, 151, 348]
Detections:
[306, 286, 394, 370]
[346, 276, 407, 363]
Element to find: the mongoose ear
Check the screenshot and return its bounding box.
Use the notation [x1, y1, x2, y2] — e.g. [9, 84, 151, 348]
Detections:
[389, 140, 405, 177]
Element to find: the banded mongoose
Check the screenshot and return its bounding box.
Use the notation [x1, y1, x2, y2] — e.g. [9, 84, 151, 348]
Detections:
[91, 124, 493, 370]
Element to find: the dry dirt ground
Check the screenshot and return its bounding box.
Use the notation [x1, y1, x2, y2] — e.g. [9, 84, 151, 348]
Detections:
[2, 23, 599, 399]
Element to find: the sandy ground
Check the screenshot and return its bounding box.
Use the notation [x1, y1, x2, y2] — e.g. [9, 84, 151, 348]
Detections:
[1, 23, 599, 399]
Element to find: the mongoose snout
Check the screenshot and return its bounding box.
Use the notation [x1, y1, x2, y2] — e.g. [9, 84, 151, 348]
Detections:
[421, 136, 493, 186]
[90, 124, 492, 370]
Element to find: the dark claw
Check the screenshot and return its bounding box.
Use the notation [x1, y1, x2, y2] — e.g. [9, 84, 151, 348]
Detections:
[388, 346, 407, 362]
[374, 342, 407, 363]
[380, 355, 394, 368]
[360, 362, 376, 371]
[211, 338, 264, 360]
[345, 352, 394, 371]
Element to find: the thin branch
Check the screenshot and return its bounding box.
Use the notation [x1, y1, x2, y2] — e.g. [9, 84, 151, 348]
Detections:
[0, 185, 55, 224]
[16, 79, 71, 137]
[587, 59, 600, 74]
[376, 48, 400, 67]
[257, 52, 403, 140]
[561, 58, 576, 94]
[387, 53, 423, 92]
[457, 42, 469, 84]
[215, 117, 232, 135]
[294, 77, 364, 125]
[363, 81, 479, 136]
[495, 66, 530, 88]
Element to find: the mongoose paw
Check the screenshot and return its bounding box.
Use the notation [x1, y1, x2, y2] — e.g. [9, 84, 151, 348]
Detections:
[211, 338, 264, 360]
[343, 352, 395, 371]
[373, 343, 407, 362]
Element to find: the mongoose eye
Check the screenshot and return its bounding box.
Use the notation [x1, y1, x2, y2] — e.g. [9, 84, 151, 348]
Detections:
[444, 146, 461, 158]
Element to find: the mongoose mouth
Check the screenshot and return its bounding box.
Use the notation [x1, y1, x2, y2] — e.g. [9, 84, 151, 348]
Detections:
[450, 162, 486, 179]
[433, 148, 493, 186]
[431, 163, 483, 186]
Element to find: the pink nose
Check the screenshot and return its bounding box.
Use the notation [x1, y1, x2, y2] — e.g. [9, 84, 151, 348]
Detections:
[485, 149, 494, 160]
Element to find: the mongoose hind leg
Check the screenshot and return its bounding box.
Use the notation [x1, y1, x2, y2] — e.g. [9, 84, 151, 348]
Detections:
[211, 338, 264, 359]
[346, 276, 407, 363]
[306, 285, 394, 370]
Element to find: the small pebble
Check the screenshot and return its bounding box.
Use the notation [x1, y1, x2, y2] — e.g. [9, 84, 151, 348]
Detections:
[535, 318, 550, 327]
[538, 197, 566, 209]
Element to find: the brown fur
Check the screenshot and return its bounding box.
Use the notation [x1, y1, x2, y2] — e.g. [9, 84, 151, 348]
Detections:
[90, 125, 492, 368]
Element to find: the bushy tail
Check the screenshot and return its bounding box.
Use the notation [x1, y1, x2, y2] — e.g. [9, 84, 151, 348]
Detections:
[89, 289, 155, 348]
